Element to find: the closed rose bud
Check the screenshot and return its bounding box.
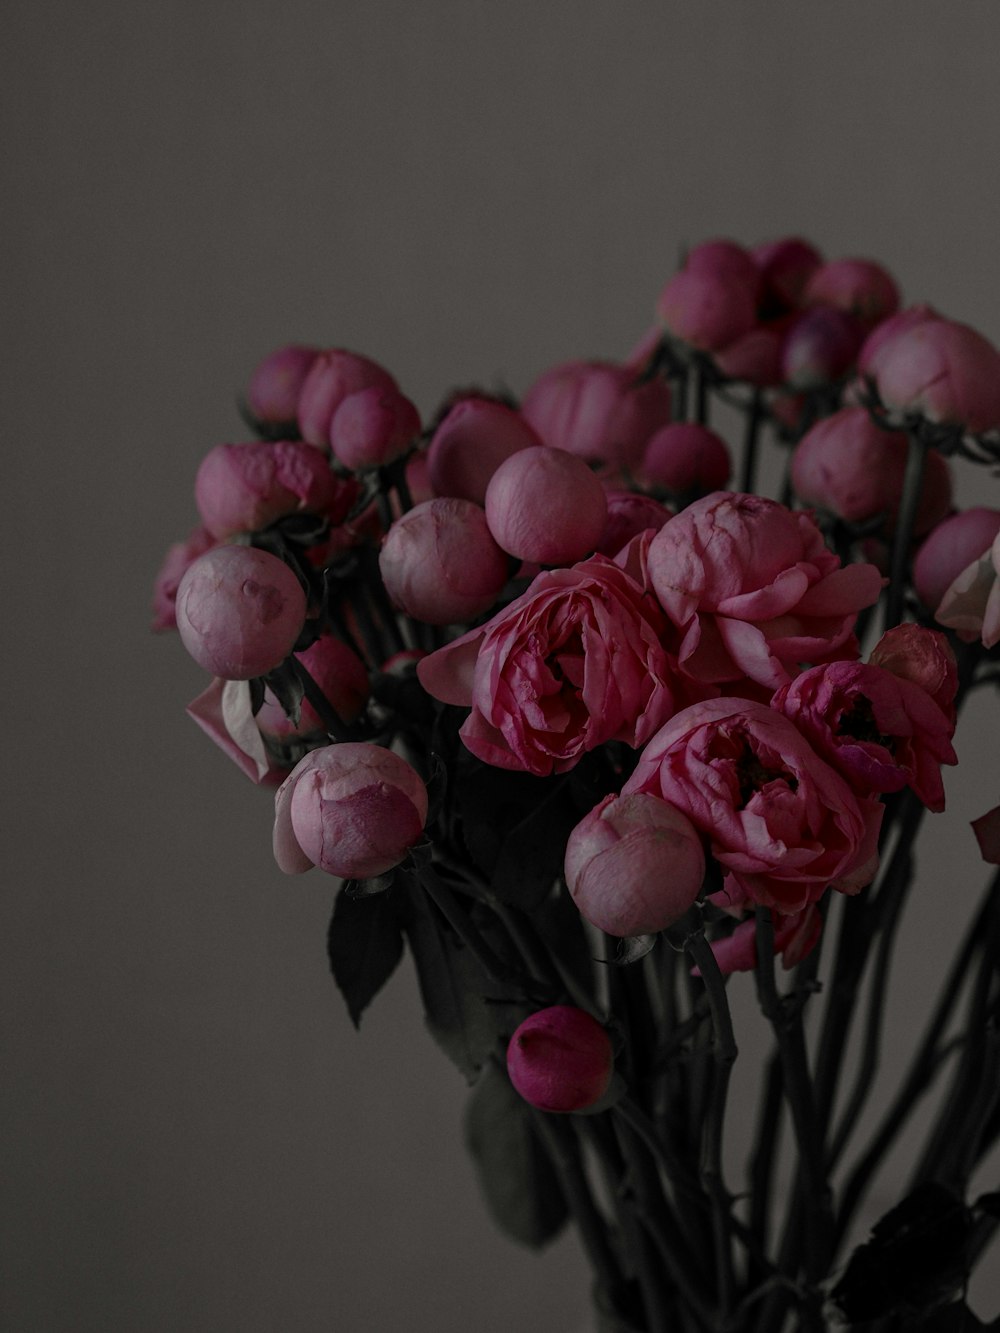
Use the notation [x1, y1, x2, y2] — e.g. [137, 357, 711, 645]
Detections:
[640, 423, 732, 495]
[379, 497, 510, 624]
[656, 267, 758, 353]
[712, 323, 785, 387]
[484, 446, 607, 565]
[913, 508, 1000, 613]
[857, 305, 941, 378]
[866, 318, 1000, 434]
[194, 440, 340, 539]
[427, 397, 541, 504]
[596, 490, 672, 557]
[329, 386, 421, 471]
[752, 237, 823, 311]
[152, 525, 217, 631]
[506, 1006, 613, 1113]
[686, 238, 762, 294]
[780, 307, 863, 389]
[256, 634, 370, 738]
[297, 349, 398, 449]
[176, 545, 307, 680]
[273, 742, 428, 879]
[564, 792, 705, 936]
[804, 258, 900, 329]
[246, 344, 319, 431]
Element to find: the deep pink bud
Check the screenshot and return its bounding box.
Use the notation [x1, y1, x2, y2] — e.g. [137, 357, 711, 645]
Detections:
[564, 792, 705, 936]
[804, 258, 900, 329]
[152, 525, 217, 631]
[256, 635, 370, 738]
[194, 440, 340, 539]
[866, 318, 1000, 433]
[686, 239, 762, 294]
[596, 490, 672, 556]
[506, 1006, 613, 1113]
[780, 308, 863, 389]
[379, 497, 510, 625]
[869, 624, 958, 724]
[752, 237, 823, 311]
[484, 446, 607, 565]
[640, 423, 732, 495]
[427, 397, 541, 504]
[329, 386, 421, 471]
[246, 344, 319, 430]
[176, 545, 307, 680]
[913, 508, 1000, 613]
[656, 268, 758, 352]
[857, 305, 941, 378]
[712, 323, 785, 387]
[273, 742, 428, 879]
[296, 349, 398, 449]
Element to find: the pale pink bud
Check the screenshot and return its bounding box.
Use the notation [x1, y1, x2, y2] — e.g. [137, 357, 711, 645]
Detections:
[936, 527, 1000, 649]
[152, 525, 217, 631]
[176, 545, 307, 680]
[379, 497, 510, 625]
[564, 792, 705, 936]
[484, 446, 607, 564]
[256, 635, 370, 738]
[296, 349, 398, 449]
[640, 423, 732, 495]
[866, 318, 1000, 433]
[804, 258, 900, 329]
[246, 344, 319, 430]
[913, 508, 1000, 612]
[427, 397, 541, 504]
[780, 308, 862, 389]
[521, 360, 672, 472]
[273, 742, 428, 879]
[656, 268, 758, 352]
[506, 1006, 613, 1113]
[596, 490, 672, 556]
[329, 386, 421, 471]
[194, 440, 340, 539]
[752, 237, 823, 311]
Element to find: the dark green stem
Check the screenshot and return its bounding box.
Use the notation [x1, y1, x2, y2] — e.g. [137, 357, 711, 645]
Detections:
[884, 431, 927, 629]
[739, 388, 763, 495]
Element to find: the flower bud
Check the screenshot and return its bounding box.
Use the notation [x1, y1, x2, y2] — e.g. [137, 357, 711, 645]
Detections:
[596, 490, 672, 557]
[427, 397, 541, 504]
[640, 423, 732, 495]
[246, 344, 319, 431]
[379, 497, 510, 624]
[329, 386, 421, 471]
[256, 634, 370, 738]
[564, 792, 705, 936]
[506, 1006, 613, 1113]
[152, 525, 217, 631]
[780, 308, 862, 389]
[297, 349, 398, 449]
[194, 440, 340, 539]
[712, 323, 785, 387]
[686, 238, 762, 293]
[752, 237, 823, 311]
[273, 742, 428, 879]
[913, 508, 1000, 613]
[804, 258, 900, 329]
[869, 624, 958, 724]
[176, 545, 307, 680]
[856, 305, 940, 378]
[484, 446, 607, 564]
[866, 318, 1000, 433]
[656, 268, 758, 352]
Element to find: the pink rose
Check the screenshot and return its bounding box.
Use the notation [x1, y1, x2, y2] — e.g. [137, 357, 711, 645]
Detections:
[804, 258, 900, 329]
[752, 237, 823, 311]
[194, 440, 342, 539]
[771, 659, 957, 812]
[646, 492, 884, 690]
[868, 624, 958, 725]
[417, 554, 681, 776]
[623, 698, 883, 913]
[656, 268, 758, 353]
[595, 490, 672, 558]
[273, 742, 428, 879]
[506, 1007, 614, 1113]
[780, 308, 863, 390]
[151, 525, 217, 631]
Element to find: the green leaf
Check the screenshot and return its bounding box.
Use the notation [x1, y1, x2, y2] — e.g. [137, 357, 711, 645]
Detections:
[327, 885, 405, 1028]
[463, 1060, 568, 1249]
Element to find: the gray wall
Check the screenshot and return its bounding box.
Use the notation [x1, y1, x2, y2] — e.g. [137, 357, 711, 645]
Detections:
[5, 3, 1000, 1329]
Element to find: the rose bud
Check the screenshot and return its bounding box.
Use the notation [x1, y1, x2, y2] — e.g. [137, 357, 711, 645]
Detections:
[913, 508, 1000, 613]
[329, 386, 421, 471]
[255, 634, 370, 738]
[296, 348, 399, 449]
[521, 359, 672, 473]
[273, 742, 428, 879]
[564, 792, 705, 936]
[246, 344, 319, 431]
[685, 238, 762, 293]
[640, 422, 732, 495]
[804, 258, 900, 329]
[868, 624, 958, 724]
[712, 323, 785, 387]
[656, 267, 758, 353]
[379, 497, 510, 625]
[484, 446, 607, 565]
[596, 490, 672, 557]
[152, 525, 217, 631]
[866, 318, 1000, 434]
[194, 440, 340, 539]
[856, 304, 941, 379]
[752, 237, 823, 312]
[791, 406, 952, 535]
[176, 545, 307, 680]
[780, 307, 863, 389]
[506, 1006, 613, 1113]
[427, 397, 542, 504]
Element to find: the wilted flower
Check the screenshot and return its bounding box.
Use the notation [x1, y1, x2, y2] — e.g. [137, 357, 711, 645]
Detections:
[506, 1006, 614, 1113]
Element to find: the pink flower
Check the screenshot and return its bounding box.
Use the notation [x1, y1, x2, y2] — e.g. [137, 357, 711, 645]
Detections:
[564, 792, 705, 936]
[521, 359, 672, 472]
[712, 323, 785, 387]
[868, 624, 958, 725]
[936, 526, 1000, 649]
[639, 423, 732, 495]
[780, 308, 863, 389]
[506, 1007, 613, 1113]
[329, 386, 421, 471]
[273, 742, 427, 879]
[175, 545, 307, 680]
[623, 698, 883, 913]
[866, 317, 1000, 434]
[427, 397, 542, 505]
[596, 490, 672, 557]
[913, 509, 1000, 615]
[752, 237, 823, 311]
[187, 677, 289, 786]
[379, 497, 510, 625]
[255, 635, 370, 737]
[646, 492, 883, 691]
[151, 525, 217, 631]
[246, 344, 318, 431]
[856, 305, 941, 379]
[804, 258, 900, 329]
[194, 440, 342, 539]
[703, 903, 822, 976]
[417, 554, 681, 776]
[656, 268, 758, 353]
[484, 446, 608, 565]
[770, 659, 957, 812]
[296, 349, 398, 450]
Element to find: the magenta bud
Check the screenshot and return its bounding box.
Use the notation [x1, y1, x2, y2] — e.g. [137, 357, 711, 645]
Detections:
[506, 1006, 614, 1113]
[640, 423, 732, 495]
[686, 238, 762, 293]
[752, 237, 823, 311]
[804, 258, 900, 329]
[379, 497, 510, 624]
[484, 446, 607, 564]
[427, 397, 541, 504]
[564, 792, 705, 936]
[329, 386, 421, 471]
[596, 490, 672, 557]
[175, 545, 307, 680]
[273, 742, 428, 879]
[296, 349, 398, 449]
[711, 323, 785, 387]
[656, 268, 758, 352]
[246, 344, 319, 430]
[256, 634, 370, 738]
[913, 508, 1000, 613]
[194, 440, 340, 539]
[780, 308, 862, 389]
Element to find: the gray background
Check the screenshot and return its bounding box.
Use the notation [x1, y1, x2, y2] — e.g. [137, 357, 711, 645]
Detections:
[5, 3, 1000, 1329]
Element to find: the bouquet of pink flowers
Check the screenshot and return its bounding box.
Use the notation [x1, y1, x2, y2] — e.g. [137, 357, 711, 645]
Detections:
[156, 237, 1000, 1332]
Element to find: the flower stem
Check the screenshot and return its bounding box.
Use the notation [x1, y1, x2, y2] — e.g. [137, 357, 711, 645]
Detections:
[739, 388, 764, 495]
[884, 430, 927, 629]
